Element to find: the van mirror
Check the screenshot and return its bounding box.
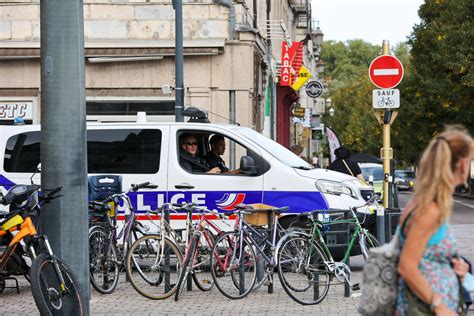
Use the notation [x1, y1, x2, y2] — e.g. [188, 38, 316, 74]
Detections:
[240, 156, 258, 175]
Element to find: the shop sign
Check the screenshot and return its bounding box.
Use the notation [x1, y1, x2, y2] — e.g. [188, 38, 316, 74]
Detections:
[291, 65, 312, 91]
[292, 106, 306, 118]
[280, 41, 303, 86]
[0, 102, 33, 120]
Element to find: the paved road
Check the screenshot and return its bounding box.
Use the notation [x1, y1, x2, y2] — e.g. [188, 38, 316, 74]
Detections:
[1, 193, 473, 315]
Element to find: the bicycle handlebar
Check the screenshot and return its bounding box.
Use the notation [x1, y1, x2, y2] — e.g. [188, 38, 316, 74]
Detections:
[351, 195, 379, 210]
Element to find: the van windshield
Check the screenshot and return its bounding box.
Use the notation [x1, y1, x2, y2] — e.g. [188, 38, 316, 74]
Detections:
[360, 166, 384, 181]
[233, 127, 313, 169]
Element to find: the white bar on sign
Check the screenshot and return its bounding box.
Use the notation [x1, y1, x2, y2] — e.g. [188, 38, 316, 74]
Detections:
[374, 69, 399, 76]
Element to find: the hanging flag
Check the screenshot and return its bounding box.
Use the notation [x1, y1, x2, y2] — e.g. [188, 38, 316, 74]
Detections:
[326, 127, 341, 163]
[262, 75, 272, 137]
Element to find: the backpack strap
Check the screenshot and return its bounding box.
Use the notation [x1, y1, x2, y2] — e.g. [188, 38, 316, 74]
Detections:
[400, 208, 416, 238]
[342, 159, 355, 177]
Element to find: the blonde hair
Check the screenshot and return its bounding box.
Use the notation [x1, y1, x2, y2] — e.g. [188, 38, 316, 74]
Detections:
[413, 125, 472, 222]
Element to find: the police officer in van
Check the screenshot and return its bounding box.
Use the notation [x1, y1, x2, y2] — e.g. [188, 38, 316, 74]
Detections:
[180, 133, 221, 174]
[204, 135, 240, 174]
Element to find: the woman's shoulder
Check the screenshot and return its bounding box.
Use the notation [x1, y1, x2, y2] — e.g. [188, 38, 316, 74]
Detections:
[401, 202, 441, 231]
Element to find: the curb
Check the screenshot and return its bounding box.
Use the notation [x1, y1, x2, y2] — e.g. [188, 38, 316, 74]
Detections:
[454, 193, 474, 200]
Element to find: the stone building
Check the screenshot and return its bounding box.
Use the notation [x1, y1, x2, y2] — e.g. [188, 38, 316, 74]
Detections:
[0, 0, 319, 151]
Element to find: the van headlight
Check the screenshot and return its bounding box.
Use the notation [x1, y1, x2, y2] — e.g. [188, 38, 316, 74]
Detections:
[315, 180, 354, 198]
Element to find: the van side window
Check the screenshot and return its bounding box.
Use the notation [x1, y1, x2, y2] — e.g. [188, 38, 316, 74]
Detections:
[4, 129, 162, 174]
[87, 129, 161, 174]
[4, 131, 41, 172]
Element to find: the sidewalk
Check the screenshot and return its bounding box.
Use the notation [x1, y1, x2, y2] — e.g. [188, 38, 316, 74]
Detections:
[1, 225, 473, 315]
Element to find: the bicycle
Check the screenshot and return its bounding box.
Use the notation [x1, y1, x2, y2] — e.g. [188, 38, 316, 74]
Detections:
[174, 204, 229, 301]
[125, 202, 226, 300]
[0, 183, 86, 314]
[88, 182, 157, 294]
[209, 204, 291, 300]
[277, 198, 380, 305]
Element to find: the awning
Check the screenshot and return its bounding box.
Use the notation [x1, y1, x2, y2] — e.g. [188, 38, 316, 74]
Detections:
[0, 39, 225, 60]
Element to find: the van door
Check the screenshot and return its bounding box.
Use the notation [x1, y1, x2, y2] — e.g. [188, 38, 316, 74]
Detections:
[0, 126, 169, 218]
[87, 126, 170, 219]
[167, 126, 265, 212]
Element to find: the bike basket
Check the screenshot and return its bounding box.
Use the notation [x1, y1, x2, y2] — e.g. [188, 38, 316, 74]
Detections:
[1, 214, 24, 231]
[243, 204, 274, 227]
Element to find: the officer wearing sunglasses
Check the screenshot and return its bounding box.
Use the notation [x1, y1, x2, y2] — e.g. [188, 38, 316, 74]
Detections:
[180, 133, 221, 174]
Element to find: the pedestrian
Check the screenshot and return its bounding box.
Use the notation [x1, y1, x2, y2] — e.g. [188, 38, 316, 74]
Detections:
[204, 134, 240, 174]
[328, 146, 365, 181]
[179, 133, 220, 174]
[396, 125, 473, 315]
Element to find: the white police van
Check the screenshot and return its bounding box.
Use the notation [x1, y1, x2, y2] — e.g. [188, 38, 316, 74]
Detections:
[0, 119, 375, 229]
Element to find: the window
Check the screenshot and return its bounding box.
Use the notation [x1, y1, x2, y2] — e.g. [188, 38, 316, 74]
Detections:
[4, 131, 41, 172]
[4, 129, 162, 174]
[87, 129, 161, 174]
[86, 101, 174, 116]
[178, 131, 268, 176]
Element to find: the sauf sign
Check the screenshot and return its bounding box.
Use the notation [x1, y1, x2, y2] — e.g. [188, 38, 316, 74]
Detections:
[369, 55, 404, 109]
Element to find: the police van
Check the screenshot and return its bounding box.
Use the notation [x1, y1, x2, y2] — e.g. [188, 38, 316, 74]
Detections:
[0, 117, 375, 230]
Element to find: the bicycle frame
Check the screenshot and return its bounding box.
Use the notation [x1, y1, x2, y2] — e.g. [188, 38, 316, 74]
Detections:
[310, 207, 371, 264]
[0, 216, 36, 272]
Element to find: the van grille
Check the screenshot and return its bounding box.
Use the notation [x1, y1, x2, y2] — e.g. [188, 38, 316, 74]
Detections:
[360, 189, 375, 201]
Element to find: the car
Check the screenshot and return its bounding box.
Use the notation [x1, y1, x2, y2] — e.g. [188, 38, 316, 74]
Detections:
[394, 170, 416, 191]
[359, 163, 384, 197]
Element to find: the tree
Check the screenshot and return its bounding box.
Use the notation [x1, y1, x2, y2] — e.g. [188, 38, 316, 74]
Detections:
[322, 40, 385, 156]
[394, 0, 474, 165]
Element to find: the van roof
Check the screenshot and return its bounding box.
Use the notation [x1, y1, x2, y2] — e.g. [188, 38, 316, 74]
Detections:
[0, 121, 237, 129]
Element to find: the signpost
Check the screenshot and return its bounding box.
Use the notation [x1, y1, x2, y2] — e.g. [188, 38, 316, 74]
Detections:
[369, 55, 404, 89]
[305, 80, 324, 98]
[369, 41, 404, 245]
[372, 89, 400, 109]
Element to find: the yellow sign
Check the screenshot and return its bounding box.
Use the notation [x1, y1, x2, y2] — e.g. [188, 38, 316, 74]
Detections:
[291, 65, 312, 91]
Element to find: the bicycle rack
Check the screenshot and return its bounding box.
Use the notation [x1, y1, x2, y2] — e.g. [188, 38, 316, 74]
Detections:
[164, 208, 171, 293]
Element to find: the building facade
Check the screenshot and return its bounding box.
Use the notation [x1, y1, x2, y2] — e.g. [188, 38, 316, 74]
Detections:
[0, 0, 320, 152]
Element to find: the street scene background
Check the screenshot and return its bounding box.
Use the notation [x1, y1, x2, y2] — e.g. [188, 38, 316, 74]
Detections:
[1, 192, 473, 315]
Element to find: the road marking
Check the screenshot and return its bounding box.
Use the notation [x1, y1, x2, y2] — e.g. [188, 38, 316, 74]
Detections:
[454, 199, 474, 209]
[374, 69, 399, 76]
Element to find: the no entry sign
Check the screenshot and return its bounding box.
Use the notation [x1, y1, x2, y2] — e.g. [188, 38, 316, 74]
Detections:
[368, 55, 404, 89]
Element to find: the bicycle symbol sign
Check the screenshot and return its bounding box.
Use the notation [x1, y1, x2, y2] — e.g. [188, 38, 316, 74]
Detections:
[372, 89, 400, 109]
[305, 80, 324, 98]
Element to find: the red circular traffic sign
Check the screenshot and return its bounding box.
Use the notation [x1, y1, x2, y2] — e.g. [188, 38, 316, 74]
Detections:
[368, 55, 404, 89]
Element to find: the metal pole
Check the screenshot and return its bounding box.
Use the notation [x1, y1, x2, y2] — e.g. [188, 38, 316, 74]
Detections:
[174, 0, 184, 122]
[230, 91, 236, 169]
[378, 40, 391, 244]
[40, 0, 89, 313]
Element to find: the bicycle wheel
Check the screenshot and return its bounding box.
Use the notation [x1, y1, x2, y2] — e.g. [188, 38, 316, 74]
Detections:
[192, 230, 215, 291]
[277, 235, 331, 305]
[174, 235, 198, 301]
[126, 234, 182, 300]
[360, 232, 380, 260]
[210, 232, 257, 299]
[30, 253, 86, 315]
[89, 226, 119, 294]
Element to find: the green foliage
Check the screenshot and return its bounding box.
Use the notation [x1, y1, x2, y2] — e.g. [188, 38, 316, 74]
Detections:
[393, 0, 474, 165]
[320, 0, 473, 166]
[321, 40, 384, 157]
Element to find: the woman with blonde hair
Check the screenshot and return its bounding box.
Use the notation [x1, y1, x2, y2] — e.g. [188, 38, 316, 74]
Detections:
[396, 125, 472, 315]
